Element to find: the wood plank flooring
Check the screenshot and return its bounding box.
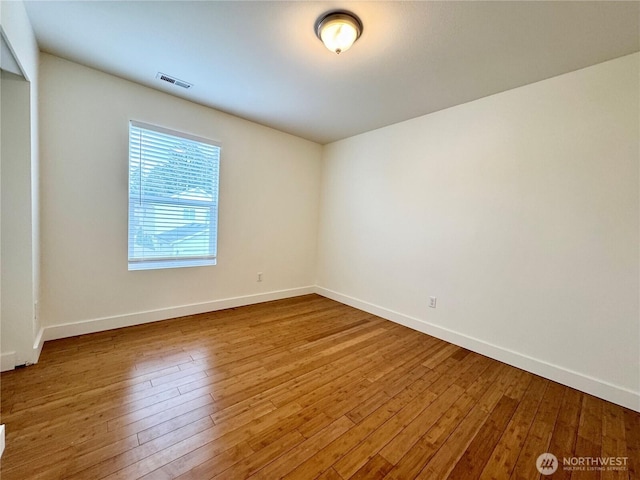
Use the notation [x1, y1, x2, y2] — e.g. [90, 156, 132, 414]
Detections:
[1, 294, 638, 479]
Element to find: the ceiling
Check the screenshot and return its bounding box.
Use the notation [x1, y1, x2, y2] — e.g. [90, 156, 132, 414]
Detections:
[23, 1, 640, 144]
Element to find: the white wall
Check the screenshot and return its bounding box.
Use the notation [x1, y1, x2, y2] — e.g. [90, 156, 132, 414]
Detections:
[317, 53, 640, 410]
[39, 54, 322, 336]
[0, 0, 40, 369]
[1, 71, 33, 368]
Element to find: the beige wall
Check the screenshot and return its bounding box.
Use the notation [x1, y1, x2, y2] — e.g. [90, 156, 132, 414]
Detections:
[1, 71, 33, 367]
[317, 53, 640, 410]
[31, 46, 640, 411]
[39, 54, 322, 333]
[0, 0, 40, 369]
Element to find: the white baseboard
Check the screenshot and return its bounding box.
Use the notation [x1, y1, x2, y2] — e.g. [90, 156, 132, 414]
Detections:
[33, 327, 45, 363]
[32, 284, 639, 412]
[315, 286, 640, 412]
[41, 286, 315, 344]
[0, 425, 5, 458]
[0, 352, 16, 372]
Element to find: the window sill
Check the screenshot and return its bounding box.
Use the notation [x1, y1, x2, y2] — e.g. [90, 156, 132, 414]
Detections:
[128, 258, 217, 271]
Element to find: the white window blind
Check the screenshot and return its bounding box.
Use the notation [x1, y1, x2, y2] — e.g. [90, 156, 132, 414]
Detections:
[128, 121, 220, 270]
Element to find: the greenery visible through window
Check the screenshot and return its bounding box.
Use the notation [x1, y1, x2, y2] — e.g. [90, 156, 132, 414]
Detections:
[128, 121, 220, 270]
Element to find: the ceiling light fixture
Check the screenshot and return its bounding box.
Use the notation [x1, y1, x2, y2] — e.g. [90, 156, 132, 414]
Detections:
[315, 11, 362, 55]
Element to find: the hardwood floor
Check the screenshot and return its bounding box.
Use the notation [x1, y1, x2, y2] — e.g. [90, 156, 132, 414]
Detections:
[1, 294, 638, 479]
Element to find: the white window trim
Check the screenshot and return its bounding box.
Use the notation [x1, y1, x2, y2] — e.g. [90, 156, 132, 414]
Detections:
[128, 121, 221, 271]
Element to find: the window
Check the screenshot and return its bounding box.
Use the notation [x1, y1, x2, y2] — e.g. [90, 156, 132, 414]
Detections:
[128, 121, 220, 270]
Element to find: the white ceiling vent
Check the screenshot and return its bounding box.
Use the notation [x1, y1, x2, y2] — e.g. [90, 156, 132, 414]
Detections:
[156, 72, 192, 89]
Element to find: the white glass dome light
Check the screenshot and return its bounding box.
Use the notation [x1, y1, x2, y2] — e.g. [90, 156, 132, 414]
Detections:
[315, 11, 363, 55]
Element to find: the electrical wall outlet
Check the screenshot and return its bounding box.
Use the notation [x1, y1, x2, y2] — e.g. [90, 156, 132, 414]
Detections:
[257, 272, 263, 282]
[429, 296, 437, 308]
